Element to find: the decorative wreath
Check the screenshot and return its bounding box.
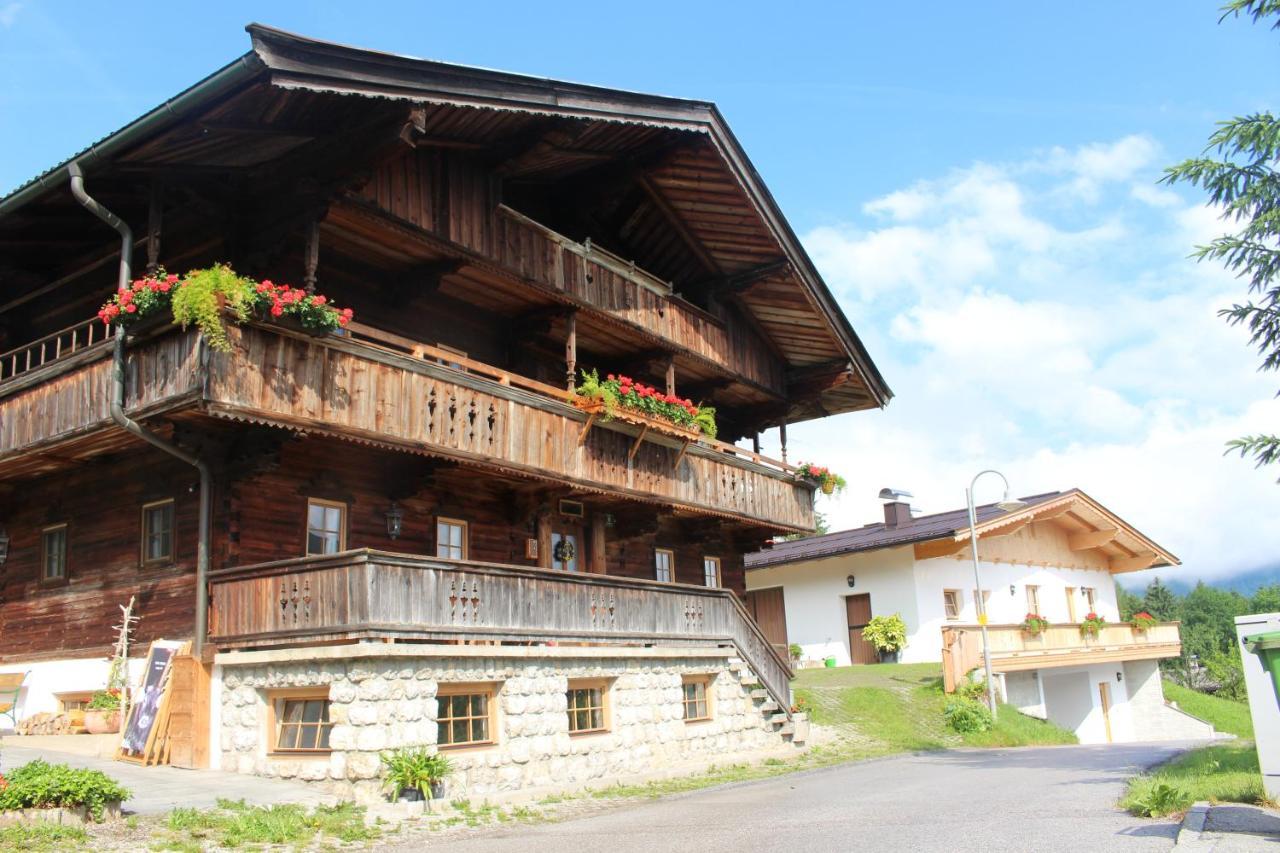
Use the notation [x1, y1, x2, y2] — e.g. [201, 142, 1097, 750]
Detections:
[553, 539, 577, 564]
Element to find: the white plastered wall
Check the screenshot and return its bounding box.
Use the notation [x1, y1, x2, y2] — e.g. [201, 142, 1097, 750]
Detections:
[0, 657, 146, 729]
[745, 546, 919, 666]
[1034, 662, 1134, 743]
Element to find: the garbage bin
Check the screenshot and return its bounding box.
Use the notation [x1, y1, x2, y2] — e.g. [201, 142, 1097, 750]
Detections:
[823, 656, 837, 668]
[1243, 631, 1280, 703]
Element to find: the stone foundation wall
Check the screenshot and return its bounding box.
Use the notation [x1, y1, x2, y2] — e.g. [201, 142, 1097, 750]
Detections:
[217, 646, 788, 801]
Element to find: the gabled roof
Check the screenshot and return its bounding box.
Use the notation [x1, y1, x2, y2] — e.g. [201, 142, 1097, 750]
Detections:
[745, 488, 1180, 574]
[0, 23, 890, 420]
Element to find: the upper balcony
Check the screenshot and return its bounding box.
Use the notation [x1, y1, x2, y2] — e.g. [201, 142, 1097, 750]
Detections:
[0, 319, 816, 531]
[940, 622, 1183, 693]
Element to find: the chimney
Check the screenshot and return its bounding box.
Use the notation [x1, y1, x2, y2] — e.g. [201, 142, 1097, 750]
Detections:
[878, 487, 915, 528]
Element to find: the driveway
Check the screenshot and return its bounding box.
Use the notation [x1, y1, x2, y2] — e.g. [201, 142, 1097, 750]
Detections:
[410, 743, 1188, 853]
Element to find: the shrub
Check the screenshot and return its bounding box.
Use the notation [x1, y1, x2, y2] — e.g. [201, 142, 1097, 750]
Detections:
[788, 643, 803, 661]
[955, 678, 989, 703]
[943, 699, 993, 734]
[0, 759, 130, 821]
[1127, 781, 1192, 817]
[862, 614, 908, 654]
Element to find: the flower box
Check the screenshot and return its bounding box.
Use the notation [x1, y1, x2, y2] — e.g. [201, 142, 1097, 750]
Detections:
[572, 398, 701, 441]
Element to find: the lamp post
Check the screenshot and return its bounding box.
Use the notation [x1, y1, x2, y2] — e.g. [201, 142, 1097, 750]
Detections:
[966, 469, 1027, 720]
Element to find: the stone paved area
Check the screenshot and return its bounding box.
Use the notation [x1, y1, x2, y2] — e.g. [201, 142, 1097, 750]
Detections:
[0, 743, 334, 815]
[1174, 803, 1280, 851]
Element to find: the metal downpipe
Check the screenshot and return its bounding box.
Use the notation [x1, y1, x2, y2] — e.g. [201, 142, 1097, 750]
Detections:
[68, 162, 212, 656]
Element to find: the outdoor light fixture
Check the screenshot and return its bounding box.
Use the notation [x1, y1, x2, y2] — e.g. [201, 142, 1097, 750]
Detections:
[966, 469, 1024, 722]
[847, 575, 856, 588]
[384, 502, 404, 540]
[0, 527, 8, 566]
[1116, 672, 1123, 683]
[1009, 585, 1016, 596]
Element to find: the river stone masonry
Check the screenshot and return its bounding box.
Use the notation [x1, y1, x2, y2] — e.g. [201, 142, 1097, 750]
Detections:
[217, 648, 789, 802]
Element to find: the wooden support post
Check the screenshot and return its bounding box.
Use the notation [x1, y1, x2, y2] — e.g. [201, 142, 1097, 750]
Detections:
[627, 424, 649, 461]
[752, 433, 760, 454]
[303, 216, 320, 295]
[565, 311, 577, 391]
[590, 513, 607, 574]
[779, 419, 788, 463]
[665, 358, 676, 397]
[536, 512, 552, 570]
[146, 180, 163, 275]
[578, 411, 597, 444]
[673, 439, 692, 469]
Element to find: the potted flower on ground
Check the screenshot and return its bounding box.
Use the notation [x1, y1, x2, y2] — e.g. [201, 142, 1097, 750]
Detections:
[380, 747, 453, 810]
[794, 462, 846, 496]
[862, 613, 907, 663]
[1021, 613, 1050, 635]
[83, 689, 122, 735]
[1130, 611, 1158, 632]
[1080, 612, 1106, 637]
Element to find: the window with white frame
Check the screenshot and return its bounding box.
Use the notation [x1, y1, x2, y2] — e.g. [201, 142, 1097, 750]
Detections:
[437, 517, 468, 560]
[943, 589, 961, 620]
[1025, 584, 1041, 614]
[141, 499, 175, 565]
[306, 499, 346, 556]
[702, 556, 721, 588]
[654, 548, 674, 583]
[42, 524, 67, 582]
[1082, 587, 1097, 612]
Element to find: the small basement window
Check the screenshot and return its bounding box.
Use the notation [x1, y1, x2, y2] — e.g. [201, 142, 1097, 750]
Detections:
[436, 685, 494, 748]
[681, 675, 712, 723]
[566, 679, 609, 735]
[271, 690, 333, 753]
[942, 589, 961, 620]
[141, 499, 175, 565]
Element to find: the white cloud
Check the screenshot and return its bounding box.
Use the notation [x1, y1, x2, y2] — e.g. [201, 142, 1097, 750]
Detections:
[787, 135, 1279, 586]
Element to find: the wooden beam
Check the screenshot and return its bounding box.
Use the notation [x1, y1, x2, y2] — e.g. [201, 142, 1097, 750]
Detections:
[914, 538, 969, 560]
[708, 258, 790, 296]
[1069, 527, 1119, 552]
[1110, 552, 1158, 573]
[981, 517, 1033, 540]
[636, 175, 720, 275]
[565, 310, 577, 391]
[146, 179, 164, 275]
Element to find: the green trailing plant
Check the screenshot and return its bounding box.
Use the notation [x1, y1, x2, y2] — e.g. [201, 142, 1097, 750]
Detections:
[943, 698, 993, 734]
[862, 614, 907, 653]
[170, 264, 258, 352]
[0, 759, 131, 821]
[794, 462, 847, 495]
[571, 369, 717, 438]
[379, 747, 452, 801]
[1021, 613, 1050, 635]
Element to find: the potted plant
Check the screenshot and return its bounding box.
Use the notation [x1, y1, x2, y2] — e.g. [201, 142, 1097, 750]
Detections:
[862, 613, 907, 663]
[83, 689, 122, 734]
[570, 369, 717, 439]
[794, 462, 846, 496]
[380, 747, 453, 805]
[1080, 612, 1106, 637]
[1130, 611, 1158, 632]
[1021, 613, 1050, 635]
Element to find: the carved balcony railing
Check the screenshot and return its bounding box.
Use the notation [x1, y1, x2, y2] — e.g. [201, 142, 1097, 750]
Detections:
[208, 549, 795, 715]
[0, 320, 815, 530]
[940, 621, 1183, 692]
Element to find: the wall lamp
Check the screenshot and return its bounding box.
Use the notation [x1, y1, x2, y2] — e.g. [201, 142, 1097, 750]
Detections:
[846, 575, 856, 588]
[385, 502, 404, 540]
[1009, 585, 1016, 596]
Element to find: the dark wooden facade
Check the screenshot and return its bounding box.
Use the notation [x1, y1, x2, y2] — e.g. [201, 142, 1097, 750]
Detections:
[0, 26, 889, 693]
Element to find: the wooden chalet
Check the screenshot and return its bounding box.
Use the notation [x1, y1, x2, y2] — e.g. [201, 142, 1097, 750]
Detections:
[0, 25, 889, 793]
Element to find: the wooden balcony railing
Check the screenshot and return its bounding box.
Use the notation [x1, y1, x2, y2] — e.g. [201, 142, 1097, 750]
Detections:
[940, 621, 1183, 692]
[208, 549, 795, 715]
[0, 316, 112, 384]
[0, 320, 815, 529]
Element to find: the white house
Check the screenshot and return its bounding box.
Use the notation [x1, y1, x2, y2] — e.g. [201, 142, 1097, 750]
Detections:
[744, 488, 1216, 744]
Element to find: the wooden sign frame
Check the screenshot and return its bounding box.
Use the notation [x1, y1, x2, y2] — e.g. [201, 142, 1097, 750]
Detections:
[116, 639, 187, 765]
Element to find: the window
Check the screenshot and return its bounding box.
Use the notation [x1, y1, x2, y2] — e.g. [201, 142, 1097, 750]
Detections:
[436, 686, 494, 748]
[655, 548, 674, 583]
[1083, 587, 1097, 612]
[942, 589, 961, 620]
[436, 517, 468, 560]
[41, 524, 67, 582]
[566, 679, 609, 735]
[271, 691, 333, 753]
[972, 588, 991, 618]
[1025, 585, 1041, 614]
[682, 676, 712, 722]
[57, 692, 94, 713]
[1065, 588, 1078, 622]
[141, 499, 175, 565]
[702, 557, 721, 588]
[436, 344, 468, 372]
[306, 499, 346, 556]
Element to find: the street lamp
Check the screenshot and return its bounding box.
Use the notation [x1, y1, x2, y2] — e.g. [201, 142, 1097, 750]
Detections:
[966, 469, 1026, 720]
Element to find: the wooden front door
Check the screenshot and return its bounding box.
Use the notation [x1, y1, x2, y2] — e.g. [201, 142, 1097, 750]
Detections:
[1098, 682, 1113, 743]
[846, 593, 878, 665]
[744, 587, 788, 659]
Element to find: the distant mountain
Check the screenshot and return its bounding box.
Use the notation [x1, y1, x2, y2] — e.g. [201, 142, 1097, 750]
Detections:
[1121, 564, 1280, 597]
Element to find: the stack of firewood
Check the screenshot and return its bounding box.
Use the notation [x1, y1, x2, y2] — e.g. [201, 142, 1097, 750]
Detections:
[14, 710, 86, 736]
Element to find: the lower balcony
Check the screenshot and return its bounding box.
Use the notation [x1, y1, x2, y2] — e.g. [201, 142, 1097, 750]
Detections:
[940, 622, 1182, 693]
[208, 548, 793, 713]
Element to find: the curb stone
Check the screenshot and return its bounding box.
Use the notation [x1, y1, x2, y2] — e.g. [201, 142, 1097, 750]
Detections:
[1171, 802, 1212, 850]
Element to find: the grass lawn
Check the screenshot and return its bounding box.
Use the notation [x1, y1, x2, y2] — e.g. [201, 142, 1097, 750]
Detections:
[1162, 679, 1254, 739]
[793, 663, 1076, 752]
[1122, 743, 1268, 817]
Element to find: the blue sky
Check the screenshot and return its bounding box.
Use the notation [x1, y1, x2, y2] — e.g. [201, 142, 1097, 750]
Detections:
[2, 2, 1278, 586]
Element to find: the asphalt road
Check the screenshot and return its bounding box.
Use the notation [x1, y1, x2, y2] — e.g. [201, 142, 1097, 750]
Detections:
[409, 743, 1188, 853]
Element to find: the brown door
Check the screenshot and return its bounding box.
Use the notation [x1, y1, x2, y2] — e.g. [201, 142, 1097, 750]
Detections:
[846, 593, 878, 665]
[550, 526, 582, 572]
[1098, 682, 1113, 743]
[744, 587, 788, 659]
